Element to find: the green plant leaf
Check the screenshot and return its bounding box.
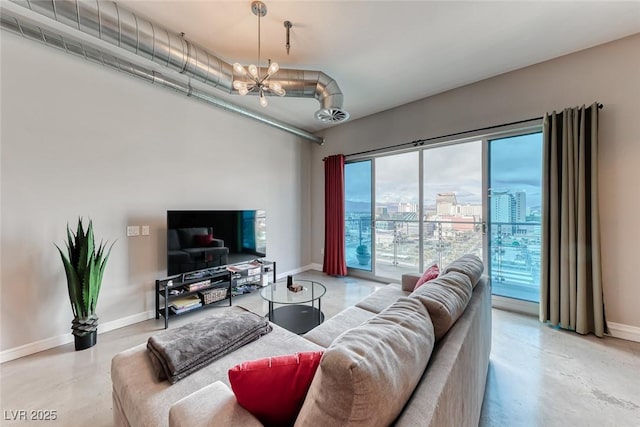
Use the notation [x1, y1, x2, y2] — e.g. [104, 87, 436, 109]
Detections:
[56, 244, 80, 318]
[94, 240, 115, 312]
[57, 218, 112, 321]
[85, 253, 99, 315]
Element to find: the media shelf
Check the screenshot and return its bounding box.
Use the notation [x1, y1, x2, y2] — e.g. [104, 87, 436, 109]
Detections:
[155, 260, 276, 328]
[155, 267, 232, 329]
[228, 260, 276, 296]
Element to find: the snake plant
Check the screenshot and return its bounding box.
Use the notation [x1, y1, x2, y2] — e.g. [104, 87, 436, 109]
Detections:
[56, 218, 114, 336]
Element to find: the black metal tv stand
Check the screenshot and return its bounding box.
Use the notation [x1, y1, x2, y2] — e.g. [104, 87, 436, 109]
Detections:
[155, 260, 276, 328]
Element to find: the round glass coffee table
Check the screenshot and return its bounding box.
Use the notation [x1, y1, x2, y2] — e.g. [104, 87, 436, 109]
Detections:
[260, 280, 326, 334]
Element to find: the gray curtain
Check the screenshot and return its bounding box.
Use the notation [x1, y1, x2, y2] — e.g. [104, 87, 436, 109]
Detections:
[540, 103, 606, 337]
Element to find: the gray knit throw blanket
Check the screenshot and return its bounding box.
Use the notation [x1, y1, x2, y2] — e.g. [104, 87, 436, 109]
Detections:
[147, 306, 272, 384]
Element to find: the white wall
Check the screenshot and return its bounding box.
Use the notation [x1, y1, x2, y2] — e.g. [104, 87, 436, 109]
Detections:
[0, 32, 312, 353]
[311, 34, 640, 331]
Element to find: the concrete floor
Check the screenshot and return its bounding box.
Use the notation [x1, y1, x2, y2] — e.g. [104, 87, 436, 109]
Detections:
[1, 270, 639, 426]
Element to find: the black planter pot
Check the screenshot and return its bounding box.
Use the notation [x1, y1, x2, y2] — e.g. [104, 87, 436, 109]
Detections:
[74, 330, 97, 351]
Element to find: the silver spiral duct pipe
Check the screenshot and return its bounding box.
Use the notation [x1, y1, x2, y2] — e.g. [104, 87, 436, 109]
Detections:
[6, 0, 348, 125]
[0, 4, 327, 143]
[0, 5, 325, 144]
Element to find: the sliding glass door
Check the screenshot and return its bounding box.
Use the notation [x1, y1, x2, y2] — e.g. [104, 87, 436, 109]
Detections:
[344, 125, 543, 308]
[345, 160, 372, 271]
[488, 132, 543, 302]
[374, 152, 420, 279]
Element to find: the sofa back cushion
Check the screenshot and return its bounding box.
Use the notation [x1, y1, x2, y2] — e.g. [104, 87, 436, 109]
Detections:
[167, 229, 181, 250]
[409, 271, 473, 341]
[177, 227, 211, 248]
[193, 234, 214, 247]
[295, 297, 435, 427]
[441, 254, 484, 287]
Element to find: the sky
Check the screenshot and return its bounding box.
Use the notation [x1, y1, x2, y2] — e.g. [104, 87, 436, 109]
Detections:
[345, 132, 543, 210]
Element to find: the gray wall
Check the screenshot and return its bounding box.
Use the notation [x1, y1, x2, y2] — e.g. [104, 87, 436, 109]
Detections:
[311, 34, 640, 330]
[0, 32, 312, 353]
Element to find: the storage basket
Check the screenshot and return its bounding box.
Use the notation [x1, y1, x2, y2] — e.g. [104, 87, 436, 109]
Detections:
[199, 287, 228, 305]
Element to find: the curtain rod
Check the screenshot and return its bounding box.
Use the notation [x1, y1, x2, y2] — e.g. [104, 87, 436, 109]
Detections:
[333, 103, 604, 160]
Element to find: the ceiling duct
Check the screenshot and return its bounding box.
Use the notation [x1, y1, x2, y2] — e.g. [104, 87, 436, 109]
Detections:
[1, 1, 351, 143]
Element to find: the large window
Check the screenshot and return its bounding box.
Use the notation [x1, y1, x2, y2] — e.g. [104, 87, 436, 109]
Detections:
[344, 126, 543, 305]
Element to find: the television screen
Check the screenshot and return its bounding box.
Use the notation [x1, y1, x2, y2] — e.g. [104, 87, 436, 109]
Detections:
[167, 210, 266, 275]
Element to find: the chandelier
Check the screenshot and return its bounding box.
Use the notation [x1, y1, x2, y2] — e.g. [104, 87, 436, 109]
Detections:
[233, 1, 285, 108]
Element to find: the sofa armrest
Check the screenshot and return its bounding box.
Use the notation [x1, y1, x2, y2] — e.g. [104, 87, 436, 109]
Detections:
[209, 238, 224, 248]
[401, 274, 420, 292]
[169, 381, 263, 427]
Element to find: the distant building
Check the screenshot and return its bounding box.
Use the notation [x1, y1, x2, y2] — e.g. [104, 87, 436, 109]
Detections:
[397, 202, 417, 213]
[376, 206, 388, 217]
[436, 192, 457, 216]
[491, 191, 512, 223]
[514, 191, 526, 223]
[491, 190, 529, 234]
[439, 215, 477, 232]
[457, 203, 483, 217]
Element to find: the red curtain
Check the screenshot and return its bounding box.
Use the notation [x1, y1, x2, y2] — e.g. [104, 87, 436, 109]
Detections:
[323, 154, 347, 276]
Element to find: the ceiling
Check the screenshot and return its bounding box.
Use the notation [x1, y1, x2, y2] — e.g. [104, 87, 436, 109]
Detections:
[119, 1, 640, 133]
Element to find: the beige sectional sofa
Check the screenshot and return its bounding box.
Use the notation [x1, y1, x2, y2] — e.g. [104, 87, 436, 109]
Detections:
[111, 255, 491, 427]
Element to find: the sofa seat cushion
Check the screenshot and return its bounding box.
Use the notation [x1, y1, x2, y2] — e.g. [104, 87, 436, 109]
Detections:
[167, 249, 191, 263]
[409, 271, 473, 341]
[354, 284, 408, 314]
[111, 321, 323, 427]
[441, 254, 484, 287]
[169, 381, 263, 427]
[295, 297, 435, 427]
[303, 306, 375, 348]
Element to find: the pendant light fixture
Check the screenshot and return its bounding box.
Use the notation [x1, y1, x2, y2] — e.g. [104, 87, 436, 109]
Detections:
[233, 1, 285, 108]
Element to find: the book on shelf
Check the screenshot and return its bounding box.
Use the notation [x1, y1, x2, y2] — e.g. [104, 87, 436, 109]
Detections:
[185, 279, 211, 292]
[227, 261, 262, 275]
[170, 295, 201, 310]
[170, 303, 202, 315]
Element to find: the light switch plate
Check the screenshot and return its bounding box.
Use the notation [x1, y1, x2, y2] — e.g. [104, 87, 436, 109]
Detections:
[127, 226, 140, 237]
[141, 225, 150, 236]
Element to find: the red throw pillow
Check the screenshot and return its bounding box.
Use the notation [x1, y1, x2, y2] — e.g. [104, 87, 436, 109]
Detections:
[193, 234, 213, 247]
[414, 264, 440, 291]
[228, 351, 324, 427]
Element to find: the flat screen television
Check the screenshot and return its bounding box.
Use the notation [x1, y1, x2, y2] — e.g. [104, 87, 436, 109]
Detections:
[167, 210, 266, 276]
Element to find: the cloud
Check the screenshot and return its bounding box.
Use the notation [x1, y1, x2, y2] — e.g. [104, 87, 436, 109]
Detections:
[346, 133, 543, 210]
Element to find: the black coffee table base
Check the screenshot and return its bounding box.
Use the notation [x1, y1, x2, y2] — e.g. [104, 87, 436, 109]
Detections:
[269, 305, 325, 335]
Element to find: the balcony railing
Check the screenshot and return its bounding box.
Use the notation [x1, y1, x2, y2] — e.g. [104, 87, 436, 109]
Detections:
[489, 221, 541, 302]
[345, 216, 541, 302]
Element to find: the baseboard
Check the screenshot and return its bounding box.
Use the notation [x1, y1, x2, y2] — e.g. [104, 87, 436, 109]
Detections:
[0, 333, 74, 364]
[308, 263, 323, 271]
[99, 310, 156, 334]
[490, 299, 640, 343]
[492, 295, 539, 316]
[0, 310, 155, 364]
[607, 322, 640, 343]
[275, 263, 322, 280]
